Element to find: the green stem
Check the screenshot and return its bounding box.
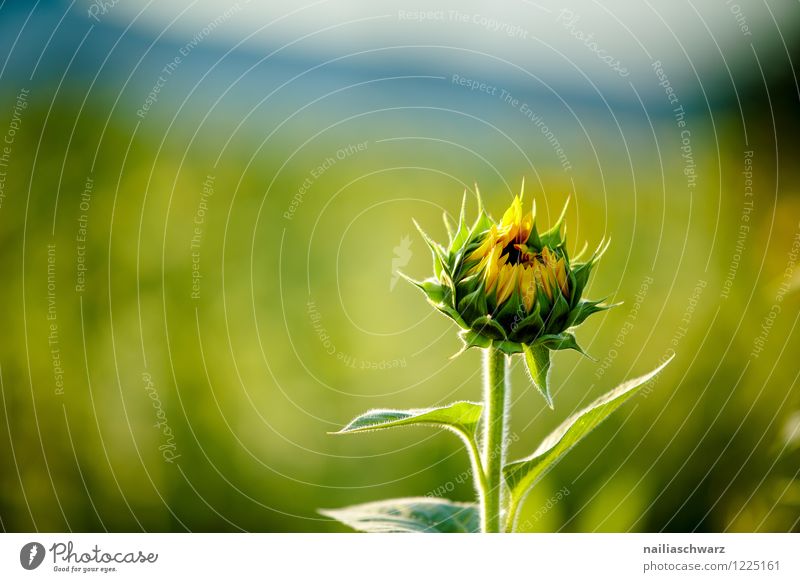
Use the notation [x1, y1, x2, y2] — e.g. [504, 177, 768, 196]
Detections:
[481, 345, 508, 533]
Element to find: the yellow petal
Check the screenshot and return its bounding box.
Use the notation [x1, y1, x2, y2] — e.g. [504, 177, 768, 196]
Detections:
[498, 196, 536, 248]
[467, 250, 492, 279]
[534, 262, 553, 300]
[467, 225, 498, 263]
[519, 265, 535, 311]
[501, 196, 522, 228]
[496, 263, 518, 305]
[484, 245, 504, 290]
[518, 212, 533, 242]
[555, 257, 569, 296]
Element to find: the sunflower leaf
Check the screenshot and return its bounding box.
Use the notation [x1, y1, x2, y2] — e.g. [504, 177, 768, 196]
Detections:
[320, 497, 480, 533]
[333, 401, 483, 440]
[504, 357, 673, 530]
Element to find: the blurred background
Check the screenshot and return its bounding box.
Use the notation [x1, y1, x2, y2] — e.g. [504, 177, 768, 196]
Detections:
[0, 0, 799, 532]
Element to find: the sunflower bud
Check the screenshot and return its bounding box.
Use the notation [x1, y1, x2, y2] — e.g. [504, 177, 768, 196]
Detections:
[406, 181, 614, 408]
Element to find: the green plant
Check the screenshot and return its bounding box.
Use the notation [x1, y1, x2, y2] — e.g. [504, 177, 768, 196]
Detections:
[321, 183, 671, 532]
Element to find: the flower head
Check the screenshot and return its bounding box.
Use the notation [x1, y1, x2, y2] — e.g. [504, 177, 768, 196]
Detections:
[406, 181, 614, 407]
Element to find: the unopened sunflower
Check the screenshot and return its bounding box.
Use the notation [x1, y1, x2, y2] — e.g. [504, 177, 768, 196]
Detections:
[407, 181, 614, 407]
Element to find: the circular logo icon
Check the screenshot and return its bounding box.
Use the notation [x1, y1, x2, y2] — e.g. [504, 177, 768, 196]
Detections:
[20, 542, 45, 570]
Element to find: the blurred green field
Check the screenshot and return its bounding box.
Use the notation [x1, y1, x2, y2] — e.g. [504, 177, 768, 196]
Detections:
[1, 78, 797, 533]
[4, 0, 800, 533]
